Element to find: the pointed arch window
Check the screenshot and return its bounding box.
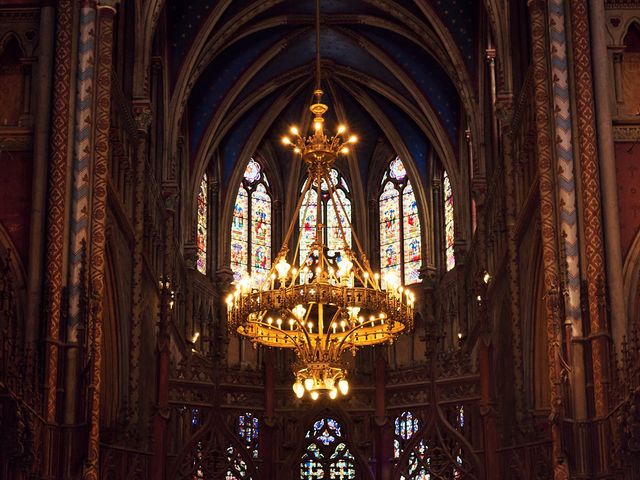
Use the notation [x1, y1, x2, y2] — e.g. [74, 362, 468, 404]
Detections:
[300, 418, 356, 479]
[196, 174, 208, 274]
[230, 159, 272, 283]
[299, 168, 351, 275]
[379, 157, 422, 287]
[443, 170, 455, 271]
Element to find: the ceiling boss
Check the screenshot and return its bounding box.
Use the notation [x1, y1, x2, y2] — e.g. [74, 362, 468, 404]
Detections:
[226, 0, 415, 400]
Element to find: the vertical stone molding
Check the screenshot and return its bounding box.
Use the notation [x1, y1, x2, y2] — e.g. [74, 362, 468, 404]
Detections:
[569, 0, 611, 421]
[129, 101, 152, 429]
[496, 94, 526, 427]
[528, 1, 570, 478]
[43, 0, 73, 425]
[68, 1, 96, 340]
[83, 2, 118, 479]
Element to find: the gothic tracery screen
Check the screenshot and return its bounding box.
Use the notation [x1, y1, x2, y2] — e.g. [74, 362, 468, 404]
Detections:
[379, 157, 422, 286]
[300, 418, 356, 480]
[230, 159, 272, 283]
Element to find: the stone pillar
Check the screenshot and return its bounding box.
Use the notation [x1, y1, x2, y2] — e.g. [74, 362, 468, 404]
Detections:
[589, 0, 627, 349]
[43, 0, 74, 429]
[496, 94, 526, 428]
[83, 2, 118, 478]
[25, 2, 54, 350]
[373, 351, 390, 480]
[129, 101, 152, 430]
[262, 350, 276, 479]
[151, 192, 178, 480]
[569, 0, 612, 472]
[528, 1, 570, 478]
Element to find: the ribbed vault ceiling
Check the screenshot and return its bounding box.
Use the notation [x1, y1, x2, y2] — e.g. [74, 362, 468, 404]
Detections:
[165, 0, 482, 192]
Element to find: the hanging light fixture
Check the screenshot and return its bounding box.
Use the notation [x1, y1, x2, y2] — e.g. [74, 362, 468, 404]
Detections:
[226, 0, 414, 399]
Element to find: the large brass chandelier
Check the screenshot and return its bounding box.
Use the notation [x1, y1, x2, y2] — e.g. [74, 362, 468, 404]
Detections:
[226, 0, 414, 400]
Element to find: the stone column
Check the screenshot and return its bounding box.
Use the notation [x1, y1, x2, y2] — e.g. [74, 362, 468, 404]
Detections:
[589, 0, 627, 349]
[43, 0, 74, 430]
[373, 351, 390, 480]
[25, 2, 54, 351]
[129, 101, 152, 430]
[83, 2, 118, 478]
[151, 191, 178, 480]
[496, 94, 526, 428]
[569, 0, 612, 472]
[528, 1, 570, 478]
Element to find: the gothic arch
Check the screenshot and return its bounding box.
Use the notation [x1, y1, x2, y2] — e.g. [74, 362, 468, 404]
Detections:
[281, 407, 375, 480]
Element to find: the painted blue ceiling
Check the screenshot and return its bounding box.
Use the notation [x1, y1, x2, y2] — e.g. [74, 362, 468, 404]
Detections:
[367, 89, 430, 179]
[188, 26, 294, 154]
[432, 0, 478, 75]
[168, 0, 480, 190]
[349, 24, 460, 142]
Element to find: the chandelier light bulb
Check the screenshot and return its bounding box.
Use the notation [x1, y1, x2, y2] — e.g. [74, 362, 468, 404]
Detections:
[282, 136, 291, 145]
[276, 257, 291, 279]
[304, 378, 315, 391]
[337, 125, 346, 134]
[329, 388, 338, 399]
[276, 318, 283, 328]
[291, 126, 299, 136]
[293, 381, 305, 398]
[310, 391, 320, 401]
[341, 147, 349, 154]
[348, 135, 358, 143]
[483, 271, 491, 284]
[267, 317, 273, 325]
[314, 121, 322, 131]
[338, 379, 349, 395]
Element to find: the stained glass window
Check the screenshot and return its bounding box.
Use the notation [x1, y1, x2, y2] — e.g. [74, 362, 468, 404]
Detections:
[379, 157, 423, 286]
[299, 168, 351, 268]
[300, 418, 356, 479]
[238, 413, 259, 459]
[443, 170, 455, 271]
[393, 412, 431, 480]
[196, 174, 208, 274]
[230, 159, 272, 284]
[225, 446, 249, 480]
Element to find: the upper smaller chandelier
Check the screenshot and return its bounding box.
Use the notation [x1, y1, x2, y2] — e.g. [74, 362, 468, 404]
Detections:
[226, 0, 414, 400]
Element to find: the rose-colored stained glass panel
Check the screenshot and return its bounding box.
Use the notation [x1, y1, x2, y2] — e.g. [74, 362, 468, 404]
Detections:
[251, 183, 271, 285]
[389, 157, 407, 180]
[231, 185, 249, 280]
[196, 174, 208, 274]
[402, 181, 421, 284]
[243, 158, 261, 183]
[444, 172, 455, 271]
[380, 181, 401, 288]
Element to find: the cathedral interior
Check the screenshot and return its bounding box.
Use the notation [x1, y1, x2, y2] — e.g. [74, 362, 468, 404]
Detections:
[1, 0, 640, 479]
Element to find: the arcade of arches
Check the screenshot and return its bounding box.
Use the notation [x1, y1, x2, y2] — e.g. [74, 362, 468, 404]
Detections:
[1, 1, 640, 479]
